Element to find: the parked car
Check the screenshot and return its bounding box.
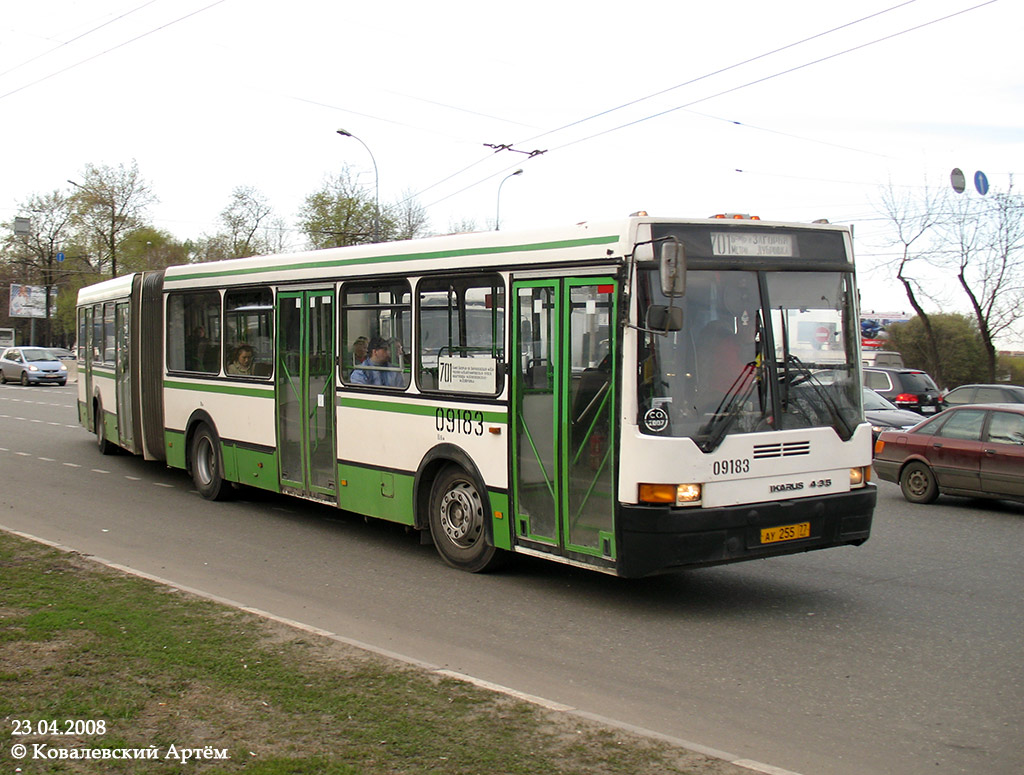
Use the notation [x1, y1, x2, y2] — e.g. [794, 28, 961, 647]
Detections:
[873, 403, 1024, 504]
[46, 347, 76, 360]
[942, 383, 1024, 407]
[0, 347, 68, 386]
[864, 367, 943, 415]
[862, 387, 922, 443]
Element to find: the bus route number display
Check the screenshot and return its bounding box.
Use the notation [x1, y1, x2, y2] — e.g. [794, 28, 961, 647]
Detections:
[437, 356, 497, 394]
[711, 232, 795, 257]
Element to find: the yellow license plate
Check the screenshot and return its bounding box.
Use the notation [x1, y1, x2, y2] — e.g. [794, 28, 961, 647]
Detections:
[760, 521, 811, 544]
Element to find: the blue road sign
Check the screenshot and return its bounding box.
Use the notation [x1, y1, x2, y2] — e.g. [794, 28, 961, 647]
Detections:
[974, 171, 989, 196]
[56, 252, 65, 262]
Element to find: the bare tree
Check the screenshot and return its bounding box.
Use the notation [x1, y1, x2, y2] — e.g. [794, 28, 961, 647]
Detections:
[876, 183, 951, 386]
[390, 189, 430, 241]
[937, 179, 1024, 380]
[220, 185, 275, 258]
[68, 160, 156, 277]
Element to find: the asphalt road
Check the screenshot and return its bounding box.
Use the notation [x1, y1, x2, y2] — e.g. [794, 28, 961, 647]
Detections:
[1, 382, 1021, 775]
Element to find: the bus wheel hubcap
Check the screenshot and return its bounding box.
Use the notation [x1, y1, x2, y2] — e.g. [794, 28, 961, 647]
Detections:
[439, 482, 481, 546]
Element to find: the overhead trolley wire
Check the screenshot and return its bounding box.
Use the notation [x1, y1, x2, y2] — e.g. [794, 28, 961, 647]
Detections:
[413, 1, 998, 211]
[547, 0, 1000, 153]
[0, 0, 230, 102]
[0, 0, 162, 81]
[516, 0, 922, 147]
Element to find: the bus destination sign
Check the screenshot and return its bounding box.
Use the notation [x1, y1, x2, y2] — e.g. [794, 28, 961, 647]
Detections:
[711, 232, 795, 257]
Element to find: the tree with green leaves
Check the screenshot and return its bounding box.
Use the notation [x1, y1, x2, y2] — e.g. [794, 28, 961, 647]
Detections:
[885, 313, 986, 388]
[297, 167, 429, 249]
[68, 160, 156, 278]
[118, 227, 190, 273]
[1, 190, 77, 344]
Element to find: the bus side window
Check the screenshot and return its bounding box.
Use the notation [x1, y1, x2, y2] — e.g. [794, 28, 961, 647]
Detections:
[416, 273, 504, 395]
[224, 287, 273, 379]
[167, 291, 221, 374]
[341, 281, 411, 390]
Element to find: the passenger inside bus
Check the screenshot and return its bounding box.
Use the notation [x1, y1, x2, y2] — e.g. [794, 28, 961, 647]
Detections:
[350, 336, 405, 387]
[186, 325, 215, 371]
[227, 344, 255, 375]
[350, 336, 368, 367]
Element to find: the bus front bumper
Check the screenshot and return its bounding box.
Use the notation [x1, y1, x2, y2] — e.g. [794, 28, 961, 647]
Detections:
[616, 485, 876, 578]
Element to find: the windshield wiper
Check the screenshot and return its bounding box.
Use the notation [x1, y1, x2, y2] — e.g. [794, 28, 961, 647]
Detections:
[698, 362, 758, 452]
[781, 354, 856, 437]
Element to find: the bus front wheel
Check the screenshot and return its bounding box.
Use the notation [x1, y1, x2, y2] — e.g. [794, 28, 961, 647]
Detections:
[191, 424, 229, 501]
[95, 408, 114, 455]
[428, 466, 505, 573]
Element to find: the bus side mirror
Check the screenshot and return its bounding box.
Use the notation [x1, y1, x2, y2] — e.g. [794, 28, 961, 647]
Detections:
[647, 305, 683, 332]
[660, 242, 686, 297]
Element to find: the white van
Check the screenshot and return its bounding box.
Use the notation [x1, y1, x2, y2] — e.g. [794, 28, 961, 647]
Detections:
[862, 350, 904, 368]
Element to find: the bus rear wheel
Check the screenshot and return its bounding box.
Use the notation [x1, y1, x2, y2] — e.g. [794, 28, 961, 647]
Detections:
[191, 424, 229, 501]
[428, 466, 504, 573]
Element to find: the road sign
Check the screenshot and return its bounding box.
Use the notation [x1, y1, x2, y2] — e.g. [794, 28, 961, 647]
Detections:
[56, 252, 65, 263]
[950, 168, 966, 194]
[974, 171, 989, 196]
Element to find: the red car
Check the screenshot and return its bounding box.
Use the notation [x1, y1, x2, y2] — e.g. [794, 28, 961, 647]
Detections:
[873, 404, 1024, 504]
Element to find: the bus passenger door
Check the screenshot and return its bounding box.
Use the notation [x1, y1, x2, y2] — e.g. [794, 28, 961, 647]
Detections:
[115, 301, 134, 450]
[276, 290, 337, 502]
[511, 279, 617, 562]
[82, 306, 95, 429]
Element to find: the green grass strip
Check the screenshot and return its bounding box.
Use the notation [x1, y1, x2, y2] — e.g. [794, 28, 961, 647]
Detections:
[0, 531, 730, 775]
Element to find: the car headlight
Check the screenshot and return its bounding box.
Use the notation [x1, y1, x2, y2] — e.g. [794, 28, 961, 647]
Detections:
[28, 365, 39, 371]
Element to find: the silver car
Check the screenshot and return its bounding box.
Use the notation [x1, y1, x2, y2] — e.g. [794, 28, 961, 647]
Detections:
[0, 347, 68, 386]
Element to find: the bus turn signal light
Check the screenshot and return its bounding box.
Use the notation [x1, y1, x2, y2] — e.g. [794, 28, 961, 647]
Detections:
[639, 483, 702, 506]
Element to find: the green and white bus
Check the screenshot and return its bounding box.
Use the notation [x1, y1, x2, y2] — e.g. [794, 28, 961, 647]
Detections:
[76, 214, 876, 577]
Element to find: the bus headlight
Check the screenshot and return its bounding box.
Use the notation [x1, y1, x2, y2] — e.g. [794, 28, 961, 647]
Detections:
[639, 483, 702, 506]
[849, 467, 869, 488]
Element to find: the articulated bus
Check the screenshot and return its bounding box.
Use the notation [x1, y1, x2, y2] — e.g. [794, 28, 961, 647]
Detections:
[76, 215, 876, 577]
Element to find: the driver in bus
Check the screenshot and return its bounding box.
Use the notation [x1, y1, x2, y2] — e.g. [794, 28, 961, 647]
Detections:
[350, 336, 404, 387]
[698, 319, 753, 408]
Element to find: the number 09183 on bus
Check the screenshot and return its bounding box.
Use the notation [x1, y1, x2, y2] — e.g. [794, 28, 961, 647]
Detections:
[76, 214, 875, 577]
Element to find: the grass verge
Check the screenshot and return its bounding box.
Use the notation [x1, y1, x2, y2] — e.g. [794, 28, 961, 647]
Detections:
[0, 531, 746, 774]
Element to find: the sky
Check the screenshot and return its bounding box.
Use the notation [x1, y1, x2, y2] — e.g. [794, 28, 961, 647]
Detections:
[1, 0, 1021, 343]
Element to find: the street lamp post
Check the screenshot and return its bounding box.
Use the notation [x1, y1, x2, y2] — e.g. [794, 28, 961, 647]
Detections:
[336, 129, 380, 243]
[495, 169, 523, 231]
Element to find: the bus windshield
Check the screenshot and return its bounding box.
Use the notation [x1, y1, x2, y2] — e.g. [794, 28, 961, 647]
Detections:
[637, 268, 862, 449]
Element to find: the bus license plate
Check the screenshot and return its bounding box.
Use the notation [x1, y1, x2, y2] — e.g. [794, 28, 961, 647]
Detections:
[760, 522, 811, 544]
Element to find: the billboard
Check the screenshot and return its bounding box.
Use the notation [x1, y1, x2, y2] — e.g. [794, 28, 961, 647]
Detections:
[9, 284, 54, 319]
[861, 311, 911, 348]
